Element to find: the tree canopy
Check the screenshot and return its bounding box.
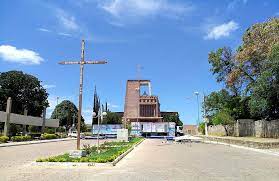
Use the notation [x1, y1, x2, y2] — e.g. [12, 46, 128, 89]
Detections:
[102, 111, 122, 124]
[206, 17, 279, 124]
[51, 100, 86, 131]
[163, 114, 183, 126]
[0, 70, 48, 116]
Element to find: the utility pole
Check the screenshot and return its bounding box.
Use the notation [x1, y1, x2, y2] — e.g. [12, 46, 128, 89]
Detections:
[59, 40, 107, 150]
[194, 92, 200, 125]
[203, 93, 208, 136]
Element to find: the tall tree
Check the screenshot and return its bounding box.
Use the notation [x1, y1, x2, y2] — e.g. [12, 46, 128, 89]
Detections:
[248, 43, 279, 119]
[0, 71, 48, 116]
[102, 111, 122, 124]
[92, 86, 100, 125]
[51, 100, 86, 131]
[162, 113, 183, 126]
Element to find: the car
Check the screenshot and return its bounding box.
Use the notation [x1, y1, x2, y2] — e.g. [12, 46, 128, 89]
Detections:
[68, 131, 85, 138]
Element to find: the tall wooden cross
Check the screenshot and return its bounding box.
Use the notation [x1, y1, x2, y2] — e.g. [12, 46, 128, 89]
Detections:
[59, 40, 107, 150]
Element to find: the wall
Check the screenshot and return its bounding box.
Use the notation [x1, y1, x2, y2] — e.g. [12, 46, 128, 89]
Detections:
[255, 120, 279, 138]
[208, 119, 279, 138]
[208, 125, 234, 136]
[237, 119, 255, 137]
[0, 111, 59, 128]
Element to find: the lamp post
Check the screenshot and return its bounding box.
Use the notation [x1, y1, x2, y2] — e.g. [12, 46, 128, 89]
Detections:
[135, 87, 140, 136]
[56, 96, 59, 118]
[194, 92, 200, 125]
[93, 107, 107, 153]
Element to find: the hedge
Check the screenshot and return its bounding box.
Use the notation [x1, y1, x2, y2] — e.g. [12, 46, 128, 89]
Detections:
[0, 136, 9, 143]
[41, 133, 58, 140]
[11, 135, 32, 142]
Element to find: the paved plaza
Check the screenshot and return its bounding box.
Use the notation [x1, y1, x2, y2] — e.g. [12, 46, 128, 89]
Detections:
[0, 139, 279, 181]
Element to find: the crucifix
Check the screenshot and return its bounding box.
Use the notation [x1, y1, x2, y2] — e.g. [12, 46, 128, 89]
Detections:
[59, 39, 107, 150]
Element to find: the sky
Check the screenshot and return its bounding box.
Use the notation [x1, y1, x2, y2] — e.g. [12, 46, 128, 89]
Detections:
[0, 0, 278, 125]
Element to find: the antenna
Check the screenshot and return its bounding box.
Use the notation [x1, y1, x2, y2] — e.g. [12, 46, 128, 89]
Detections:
[136, 64, 143, 80]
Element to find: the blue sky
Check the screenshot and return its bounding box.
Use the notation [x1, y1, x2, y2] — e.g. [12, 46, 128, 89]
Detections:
[0, 0, 278, 125]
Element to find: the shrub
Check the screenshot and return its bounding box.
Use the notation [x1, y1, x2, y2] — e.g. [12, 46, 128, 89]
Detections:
[41, 133, 58, 140]
[11, 135, 32, 142]
[0, 136, 9, 143]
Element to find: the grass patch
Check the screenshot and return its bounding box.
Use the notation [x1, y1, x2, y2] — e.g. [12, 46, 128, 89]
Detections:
[36, 137, 143, 163]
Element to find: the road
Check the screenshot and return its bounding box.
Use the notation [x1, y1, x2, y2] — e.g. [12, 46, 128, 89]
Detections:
[0, 139, 279, 181]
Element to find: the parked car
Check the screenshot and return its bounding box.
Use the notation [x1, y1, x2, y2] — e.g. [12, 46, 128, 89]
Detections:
[68, 131, 85, 138]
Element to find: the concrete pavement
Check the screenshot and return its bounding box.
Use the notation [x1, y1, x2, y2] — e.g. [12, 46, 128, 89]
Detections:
[1, 139, 279, 181]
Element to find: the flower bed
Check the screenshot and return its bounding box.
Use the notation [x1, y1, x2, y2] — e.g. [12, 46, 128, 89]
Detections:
[36, 137, 143, 163]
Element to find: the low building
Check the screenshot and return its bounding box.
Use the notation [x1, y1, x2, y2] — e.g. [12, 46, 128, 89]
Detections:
[183, 125, 198, 135]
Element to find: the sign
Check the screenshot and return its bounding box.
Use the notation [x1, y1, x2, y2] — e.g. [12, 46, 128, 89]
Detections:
[69, 150, 86, 158]
[117, 129, 128, 142]
[92, 124, 123, 135]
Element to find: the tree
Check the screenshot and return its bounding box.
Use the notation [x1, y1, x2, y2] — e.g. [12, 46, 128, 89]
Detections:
[248, 43, 279, 119]
[212, 110, 235, 136]
[102, 111, 122, 124]
[203, 89, 250, 120]
[92, 86, 100, 125]
[0, 71, 48, 116]
[208, 47, 242, 95]
[163, 114, 183, 126]
[51, 100, 86, 131]
[207, 18, 279, 121]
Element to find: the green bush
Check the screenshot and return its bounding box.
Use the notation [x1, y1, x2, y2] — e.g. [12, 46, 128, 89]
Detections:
[0, 136, 9, 143]
[41, 133, 58, 140]
[11, 135, 32, 142]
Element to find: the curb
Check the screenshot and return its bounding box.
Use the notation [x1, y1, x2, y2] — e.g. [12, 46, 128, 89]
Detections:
[205, 140, 279, 157]
[112, 138, 144, 166]
[0, 138, 76, 148]
[31, 161, 112, 168]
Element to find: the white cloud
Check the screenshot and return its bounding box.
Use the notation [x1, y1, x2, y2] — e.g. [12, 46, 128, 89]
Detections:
[37, 28, 52, 32]
[99, 0, 193, 24]
[58, 32, 73, 37]
[0, 45, 44, 65]
[108, 103, 119, 108]
[56, 9, 79, 31]
[43, 84, 56, 89]
[204, 21, 239, 40]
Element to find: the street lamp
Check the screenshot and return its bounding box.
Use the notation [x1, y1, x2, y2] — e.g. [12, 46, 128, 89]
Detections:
[93, 109, 107, 153]
[194, 92, 200, 125]
[56, 96, 59, 119]
[135, 87, 140, 136]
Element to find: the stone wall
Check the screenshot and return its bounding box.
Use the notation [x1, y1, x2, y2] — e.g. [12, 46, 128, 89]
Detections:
[236, 119, 255, 137]
[208, 119, 279, 138]
[208, 125, 234, 136]
[255, 120, 279, 138]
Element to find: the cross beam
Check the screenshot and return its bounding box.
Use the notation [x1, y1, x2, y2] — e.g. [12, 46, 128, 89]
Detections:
[59, 40, 107, 150]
